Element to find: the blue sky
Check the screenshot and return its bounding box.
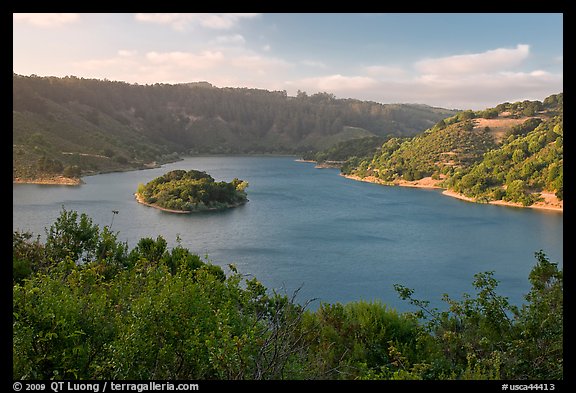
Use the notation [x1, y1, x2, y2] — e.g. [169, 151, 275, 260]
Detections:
[13, 13, 563, 110]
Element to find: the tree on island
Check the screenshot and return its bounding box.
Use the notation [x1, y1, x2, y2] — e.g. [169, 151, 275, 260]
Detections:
[136, 169, 248, 213]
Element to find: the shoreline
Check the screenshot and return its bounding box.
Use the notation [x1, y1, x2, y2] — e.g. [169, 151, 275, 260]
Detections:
[14, 155, 295, 186]
[341, 173, 563, 213]
[341, 173, 444, 189]
[12, 157, 181, 186]
[441, 189, 563, 213]
[13, 176, 84, 186]
[294, 159, 343, 169]
[16, 158, 563, 213]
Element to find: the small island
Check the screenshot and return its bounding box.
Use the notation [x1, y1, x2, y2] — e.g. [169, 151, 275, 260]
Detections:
[135, 169, 248, 213]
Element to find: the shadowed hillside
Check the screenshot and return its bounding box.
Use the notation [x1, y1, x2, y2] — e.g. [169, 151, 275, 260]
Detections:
[13, 74, 457, 181]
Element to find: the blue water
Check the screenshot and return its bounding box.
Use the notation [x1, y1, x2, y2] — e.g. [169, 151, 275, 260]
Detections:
[12, 156, 563, 313]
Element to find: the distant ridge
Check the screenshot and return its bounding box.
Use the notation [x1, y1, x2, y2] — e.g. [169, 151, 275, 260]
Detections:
[12, 73, 457, 181]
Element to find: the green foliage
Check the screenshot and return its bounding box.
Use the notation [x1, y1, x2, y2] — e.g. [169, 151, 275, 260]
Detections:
[496, 98, 555, 118]
[13, 210, 563, 380]
[299, 301, 425, 379]
[512, 251, 563, 379]
[36, 156, 63, 174]
[13, 209, 306, 380]
[137, 169, 248, 212]
[348, 119, 496, 182]
[394, 250, 562, 380]
[13, 231, 43, 283]
[301, 136, 387, 167]
[477, 108, 499, 119]
[44, 207, 101, 264]
[447, 113, 562, 204]
[346, 94, 562, 207]
[506, 118, 542, 138]
[62, 165, 81, 178]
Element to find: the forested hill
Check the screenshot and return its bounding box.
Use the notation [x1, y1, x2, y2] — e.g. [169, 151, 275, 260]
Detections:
[13, 73, 456, 180]
[344, 93, 563, 207]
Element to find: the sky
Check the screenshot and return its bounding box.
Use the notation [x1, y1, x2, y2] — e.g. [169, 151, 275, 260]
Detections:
[13, 13, 563, 110]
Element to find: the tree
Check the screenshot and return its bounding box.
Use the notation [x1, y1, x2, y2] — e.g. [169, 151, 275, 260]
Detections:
[457, 110, 476, 121]
[512, 149, 526, 164]
[393, 251, 562, 379]
[44, 207, 100, 264]
[63, 165, 81, 178]
[12, 231, 44, 283]
[505, 179, 534, 205]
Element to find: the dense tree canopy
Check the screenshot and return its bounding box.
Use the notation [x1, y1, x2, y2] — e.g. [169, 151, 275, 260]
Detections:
[136, 169, 249, 212]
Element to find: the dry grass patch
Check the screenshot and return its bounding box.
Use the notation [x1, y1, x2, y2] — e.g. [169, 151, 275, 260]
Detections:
[473, 116, 537, 144]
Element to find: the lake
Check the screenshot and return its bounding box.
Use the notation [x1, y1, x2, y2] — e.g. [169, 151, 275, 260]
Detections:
[12, 156, 563, 313]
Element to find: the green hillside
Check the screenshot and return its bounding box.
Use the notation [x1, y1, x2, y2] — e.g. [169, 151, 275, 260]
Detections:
[13, 74, 457, 181]
[344, 93, 563, 207]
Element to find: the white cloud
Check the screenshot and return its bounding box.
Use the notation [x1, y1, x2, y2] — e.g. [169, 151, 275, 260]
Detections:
[415, 44, 530, 76]
[364, 65, 408, 79]
[295, 74, 378, 93]
[60, 41, 562, 110]
[117, 49, 138, 57]
[526, 70, 551, 77]
[134, 13, 260, 31]
[329, 44, 561, 109]
[13, 13, 80, 27]
[70, 47, 290, 87]
[230, 54, 290, 73]
[212, 34, 246, 45]
[72, 56, 137, 72]
[336, 70, 560, 110]
[300, 60, 328, 69]
[199, 14, 260, 29]
[146, 50, 225, 69]
[282, 43, 561, 110]
[134, 13, 192, 31]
